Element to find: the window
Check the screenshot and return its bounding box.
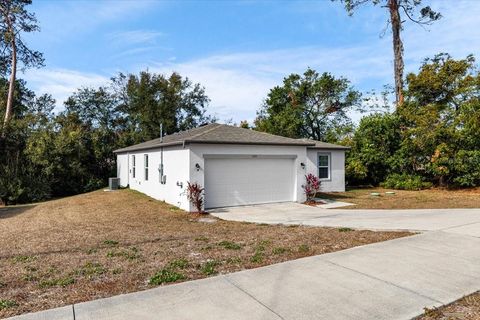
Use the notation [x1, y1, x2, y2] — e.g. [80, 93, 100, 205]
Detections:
[318, 153, 330, 180]
[132, 155, 136, 178]
[144, 154, 149, 181]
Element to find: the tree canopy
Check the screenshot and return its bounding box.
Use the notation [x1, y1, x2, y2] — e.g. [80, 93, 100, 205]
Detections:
[255, 69, 361, 142]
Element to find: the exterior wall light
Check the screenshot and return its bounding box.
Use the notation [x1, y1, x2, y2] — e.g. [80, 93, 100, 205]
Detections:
[300, 162, 306, 169]
[195, 163, 201, 171]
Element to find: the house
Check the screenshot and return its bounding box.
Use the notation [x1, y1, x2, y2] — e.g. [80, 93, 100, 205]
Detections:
[114, 123, 349, 211]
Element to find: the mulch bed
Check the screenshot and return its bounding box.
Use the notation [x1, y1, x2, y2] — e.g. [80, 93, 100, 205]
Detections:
[0, 189, 411, 318]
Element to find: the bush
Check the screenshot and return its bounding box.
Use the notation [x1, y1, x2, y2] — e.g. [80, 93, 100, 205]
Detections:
[381, 173, 432, 190]
[186, 182, 204, 213]
[453, 150, 480, 187]
[302, 174, 321, 202]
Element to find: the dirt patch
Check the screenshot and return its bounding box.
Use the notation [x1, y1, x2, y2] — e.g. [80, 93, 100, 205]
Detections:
[0, 189, 411, 318]
[321, 187, 480, 209]
[416, 291, 480, 320]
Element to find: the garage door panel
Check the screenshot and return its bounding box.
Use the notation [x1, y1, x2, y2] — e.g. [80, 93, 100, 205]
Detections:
[204, 157, 295, 208]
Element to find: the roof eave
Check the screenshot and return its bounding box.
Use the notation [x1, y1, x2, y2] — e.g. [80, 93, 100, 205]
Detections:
[185, 140, 315, 147]
[113, 141, 184, 154]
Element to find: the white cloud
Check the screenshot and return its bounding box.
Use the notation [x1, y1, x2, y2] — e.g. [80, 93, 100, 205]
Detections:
[24, 69, 109, 111]
[107, 30, 165, 46]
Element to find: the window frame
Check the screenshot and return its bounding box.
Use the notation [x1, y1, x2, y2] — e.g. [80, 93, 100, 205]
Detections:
[132, 155, 136, 178]
[144, 154, 149, 181]
[317, 152, 331, 181]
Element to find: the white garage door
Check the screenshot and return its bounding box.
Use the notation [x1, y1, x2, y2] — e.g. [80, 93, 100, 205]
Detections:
[204, 156, 295, 208]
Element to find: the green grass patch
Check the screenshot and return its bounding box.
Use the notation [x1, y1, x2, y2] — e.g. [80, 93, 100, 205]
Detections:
[201, 260, 219, 275]
[76, 262, 106, 278]
[149, 269, 185, 285]
[168, 258, 190, 270]
[39, 276, 75, 288]
[0, 299, 17, 310]
[194, 236, 209, 242]
[338, 227, 354, 232]
[226, 257, 242, 264]
[12, 255, 36, 263]
[272, 247, 288, 255]
[218, 240, 242, 250]
[103, 239, 119, 246]
[250, 251, 264, 263]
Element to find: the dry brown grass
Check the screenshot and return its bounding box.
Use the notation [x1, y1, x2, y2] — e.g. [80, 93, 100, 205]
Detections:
[417, 291, 480, 320]
[321, 187, 480, 209]
[0, 189, 411, 318]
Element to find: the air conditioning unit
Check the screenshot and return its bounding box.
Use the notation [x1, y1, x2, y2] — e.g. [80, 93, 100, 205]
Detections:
[109, 177, 120, 190]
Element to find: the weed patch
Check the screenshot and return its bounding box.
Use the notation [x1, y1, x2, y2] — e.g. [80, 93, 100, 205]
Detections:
[272, 247, 288, 255]
[168, 258, 190, 270]
[298, 244, 310, 253]
[0, 300, 17, 310]
[218, 240, 242, 250]
[338, 227, 353, 232]
[149, 269, 185, 285]
[103, 240, 119, 246]
[201, 260, 219, 275]
[39, 276, 75, 288]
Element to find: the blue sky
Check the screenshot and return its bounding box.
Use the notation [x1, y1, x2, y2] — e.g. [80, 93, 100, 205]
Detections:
[23, 0, 480, 123]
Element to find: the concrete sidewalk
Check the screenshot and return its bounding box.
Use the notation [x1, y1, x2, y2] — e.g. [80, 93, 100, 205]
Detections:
[210, 202, 480, 236]
[9, 231, 480, 320]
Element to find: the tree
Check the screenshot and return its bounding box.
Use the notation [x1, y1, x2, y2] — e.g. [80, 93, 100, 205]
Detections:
[255, 68, 361, 142]
[112, 71, 213, 143]
[338, 0, 441, 107]
[0, 0, 44, 129]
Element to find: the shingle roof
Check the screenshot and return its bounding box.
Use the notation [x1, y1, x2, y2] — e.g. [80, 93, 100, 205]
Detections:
[114, 123, 348, 153]
[297, 138, 351, 150]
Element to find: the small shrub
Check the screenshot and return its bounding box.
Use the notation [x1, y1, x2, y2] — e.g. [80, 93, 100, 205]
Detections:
[218, 240, 242, 250]
[380, 173, 432, 190]
[186, 182, 205, 213]
[201, 260, 219, 275]
[338, 227, 353, 232]
[168, 258, 190, 270]
[298, 244, 310, 253]
[149, 269, 185, 285]
[0, 299, 17, 310]
[302, 173, 321, 202]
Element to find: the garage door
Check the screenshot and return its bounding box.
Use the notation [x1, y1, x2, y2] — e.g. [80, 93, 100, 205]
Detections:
[204, 156, 295, 208]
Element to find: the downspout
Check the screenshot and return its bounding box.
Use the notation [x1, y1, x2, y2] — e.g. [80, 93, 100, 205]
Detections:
[159, 124, 165, 184]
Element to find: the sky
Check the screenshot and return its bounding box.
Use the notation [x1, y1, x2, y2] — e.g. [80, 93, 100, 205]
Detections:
[22, 0, 480, 123]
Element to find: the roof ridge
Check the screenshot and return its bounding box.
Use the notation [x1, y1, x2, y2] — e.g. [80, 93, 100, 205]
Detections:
[186, 123, 222, 141]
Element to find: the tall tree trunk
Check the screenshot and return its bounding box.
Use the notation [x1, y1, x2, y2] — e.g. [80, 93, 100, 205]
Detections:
[4, 37, 16, 128]
[388, 0, 404, 108]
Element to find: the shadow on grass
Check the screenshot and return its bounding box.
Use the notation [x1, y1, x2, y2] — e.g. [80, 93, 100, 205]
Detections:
[0, 205, 36, 219]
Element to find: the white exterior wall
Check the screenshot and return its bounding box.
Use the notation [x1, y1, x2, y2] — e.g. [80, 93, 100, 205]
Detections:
[116, 146, 191, 211]
[306, 149, 346, 192]
[189, 144, 308, 206]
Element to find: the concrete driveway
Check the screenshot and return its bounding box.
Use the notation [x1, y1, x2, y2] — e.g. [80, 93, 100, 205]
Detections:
[210, 202, 480, 236]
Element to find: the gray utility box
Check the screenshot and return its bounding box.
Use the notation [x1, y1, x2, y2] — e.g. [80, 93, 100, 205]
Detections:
[109, 177, 120, 190]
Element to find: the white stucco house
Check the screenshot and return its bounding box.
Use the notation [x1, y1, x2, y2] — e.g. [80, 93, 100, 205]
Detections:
[114, 123, 349, 212]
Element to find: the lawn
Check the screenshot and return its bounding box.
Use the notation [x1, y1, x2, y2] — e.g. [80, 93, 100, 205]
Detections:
[0, 189, 411, 318]
[417, 291, 480, 320]
[321, 187, 480, 209]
